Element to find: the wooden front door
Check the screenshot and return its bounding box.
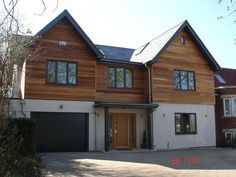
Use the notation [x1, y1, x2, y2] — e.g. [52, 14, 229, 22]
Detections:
[110, 113, 136, 149]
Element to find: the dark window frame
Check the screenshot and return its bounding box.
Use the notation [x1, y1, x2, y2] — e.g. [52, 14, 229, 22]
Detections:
[175, 113, 197, 135]
[174, 70, 196, 91]
[46, 60, 78, 85]
[108, 67, 133, 89]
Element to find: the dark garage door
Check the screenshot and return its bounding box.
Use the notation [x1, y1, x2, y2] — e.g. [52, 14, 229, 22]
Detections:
[31, 112, 88, 152]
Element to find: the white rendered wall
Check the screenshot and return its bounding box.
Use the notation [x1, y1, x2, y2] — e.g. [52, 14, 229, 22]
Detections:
[153, 103, 216, 150]
[10, 99, 96, 151]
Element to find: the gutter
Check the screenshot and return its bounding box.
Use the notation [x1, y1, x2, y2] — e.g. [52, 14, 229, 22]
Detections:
[215, 85, 236, 89]
[97, 59, 143, 67]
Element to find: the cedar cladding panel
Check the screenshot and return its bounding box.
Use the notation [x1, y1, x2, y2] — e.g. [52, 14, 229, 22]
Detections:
[25, 19, 96, 101]
[96, 63, 146, 103]
[152, 31, 215, 104]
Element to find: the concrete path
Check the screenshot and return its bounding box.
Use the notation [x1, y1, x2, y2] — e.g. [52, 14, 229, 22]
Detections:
[40, 148, 236, 177]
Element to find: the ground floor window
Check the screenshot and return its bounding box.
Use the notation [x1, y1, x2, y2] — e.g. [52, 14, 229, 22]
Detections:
[225, 132, 233, 142]
[223, 97, 236, 117]
[175, 113, 197, 134]
[224, 130, 236, 142]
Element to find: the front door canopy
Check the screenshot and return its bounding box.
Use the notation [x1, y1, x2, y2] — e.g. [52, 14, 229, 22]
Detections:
[94, 102, 159, 110]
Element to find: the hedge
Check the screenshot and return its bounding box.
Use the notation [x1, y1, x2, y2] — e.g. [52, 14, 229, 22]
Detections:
[8, 118, 38, 156]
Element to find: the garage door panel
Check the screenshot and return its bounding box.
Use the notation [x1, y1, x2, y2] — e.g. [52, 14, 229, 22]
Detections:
[31, 112, 88, 152]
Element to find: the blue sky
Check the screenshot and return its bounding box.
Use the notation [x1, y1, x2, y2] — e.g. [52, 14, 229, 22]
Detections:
[9, 0, 236, 68]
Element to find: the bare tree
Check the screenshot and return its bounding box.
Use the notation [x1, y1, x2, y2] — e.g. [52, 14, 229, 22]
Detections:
[0, 0, 38, 132]
[218, 0, 236, 22]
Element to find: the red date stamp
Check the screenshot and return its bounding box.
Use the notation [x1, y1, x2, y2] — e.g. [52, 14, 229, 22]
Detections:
[171, 156, 200, 165]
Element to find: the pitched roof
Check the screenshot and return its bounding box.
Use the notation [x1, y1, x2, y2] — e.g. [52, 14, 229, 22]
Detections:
[215, 68, 236, 87]
[130, 20, 220, 71]
[36, 10, 104, 59]
[96, 45, 134, 61]
[35, 10, 220, 70]
[130, 21, 184, 63]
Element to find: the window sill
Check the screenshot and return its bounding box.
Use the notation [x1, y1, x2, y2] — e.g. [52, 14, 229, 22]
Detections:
[175, 133, 197, 135]
[222, 116, 236, 118]
[46, 82, 78, 87]
[174, 89, 196, 92]
[108, 87, 133, 90]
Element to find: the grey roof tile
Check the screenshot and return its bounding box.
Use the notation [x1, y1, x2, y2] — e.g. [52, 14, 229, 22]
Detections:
[96, 45, 134, 61]
[130, 21, 184, 63]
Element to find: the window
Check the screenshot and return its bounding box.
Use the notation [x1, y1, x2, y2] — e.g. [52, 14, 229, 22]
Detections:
[108, 67, 133, 88]
[174, 70, 195, 91]
[47, 60, 77, 85]
[215, 74, 226, 84]
[225, 132, 233, 142]
[175, 113, 197, 134]
[180, 36, 185, 45]
[223, 97, 236, 117]
[233, 98, 236, 116]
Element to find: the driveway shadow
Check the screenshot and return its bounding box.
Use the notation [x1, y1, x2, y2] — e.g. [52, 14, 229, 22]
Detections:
[39, 148, 236, 176]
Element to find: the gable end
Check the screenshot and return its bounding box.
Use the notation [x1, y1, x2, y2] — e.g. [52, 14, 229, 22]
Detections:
[36, 10, 103, 59]
[147, 21, 220, 72]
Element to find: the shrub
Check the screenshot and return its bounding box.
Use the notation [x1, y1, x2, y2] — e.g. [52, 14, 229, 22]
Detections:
[221, 137, 236, 148]
[13, 156, 42, 177]
[0, 118, 40, 177]
[8, 118, 37, 156]
[0, 124, 23, 177]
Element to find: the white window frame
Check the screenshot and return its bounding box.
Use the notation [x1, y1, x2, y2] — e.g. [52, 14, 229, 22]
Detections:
[225, 132, 233, 141]
[223, 98, 232, 116]
[232, 98, 236, 116]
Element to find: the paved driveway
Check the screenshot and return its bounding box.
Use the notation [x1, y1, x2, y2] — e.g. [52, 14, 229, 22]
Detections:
[40, 148, 236, 177]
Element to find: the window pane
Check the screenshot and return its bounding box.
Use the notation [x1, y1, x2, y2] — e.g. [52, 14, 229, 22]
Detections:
[180, 71, 188, 90]
[57, 62, 67, 84]
[47, 61, 56, 83]
[224, 99, 231, 116]
[189, 114, 196, 133]
[68, 63, 76, 84]
[108, 68, 115, 87]
[174, 71, 181, 89]
[233, 99, 236, 116]
[225, 132, 232, 142]
[125, 69, 132, 88]
[175, 114, 182, 134]
[188, 72, 195, 90]
[116, 68, 124, 88]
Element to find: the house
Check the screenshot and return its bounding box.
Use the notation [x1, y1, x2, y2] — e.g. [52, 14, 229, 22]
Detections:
[215, 68, 236, 146]
[10, 10, 220, 152]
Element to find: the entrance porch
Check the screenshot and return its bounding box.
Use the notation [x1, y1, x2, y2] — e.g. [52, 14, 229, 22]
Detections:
[94, 102, 158, 151]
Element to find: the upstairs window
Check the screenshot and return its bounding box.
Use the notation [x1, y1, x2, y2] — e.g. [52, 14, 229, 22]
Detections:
[223, 97, 236, 117]
[175, 113, 197, 135]
[108, 67, 133, 88]
[174, 70, 195, 91]
[47, 60, 77, 85]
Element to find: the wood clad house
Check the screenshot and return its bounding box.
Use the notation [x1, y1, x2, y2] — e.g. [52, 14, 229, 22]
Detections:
[215, 68, 236, 146]
[10, 10, 220, 152]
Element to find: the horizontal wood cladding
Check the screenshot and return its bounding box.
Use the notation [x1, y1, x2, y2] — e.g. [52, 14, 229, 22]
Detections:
[25, 19, 96, 101]
[152, 31, 215, 105]
[96, 63, 146, 103]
